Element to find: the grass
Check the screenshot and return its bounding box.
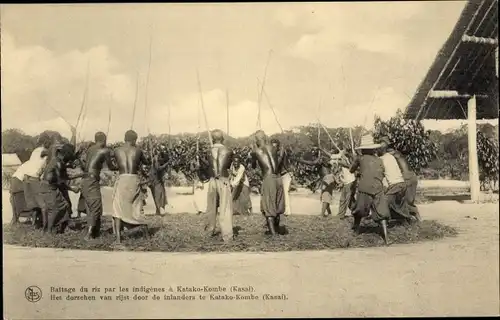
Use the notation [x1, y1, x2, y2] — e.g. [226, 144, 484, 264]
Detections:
[2, 213, 458, 253]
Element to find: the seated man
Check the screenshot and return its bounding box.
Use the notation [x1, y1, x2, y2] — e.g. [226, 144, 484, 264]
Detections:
[112, 130, 150, 244]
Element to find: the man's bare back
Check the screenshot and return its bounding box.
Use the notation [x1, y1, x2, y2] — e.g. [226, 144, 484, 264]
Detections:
[252, 144, 281, 176]
[84, 144, 116, 177]
[210, 143, 233, 178]
[114, 145, 148, 175]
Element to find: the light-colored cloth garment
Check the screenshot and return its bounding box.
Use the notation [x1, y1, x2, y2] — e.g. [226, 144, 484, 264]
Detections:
[230, 164, 250, 188]
[320, 173, 335, 204]
[12, 162, 29, 181]
[24, 147, 48, 178]
[281, 172, 292, 216]
[340, 167, 356, 185]
[206, 177, 233, 242]
[112, 174, 146, 225]
[149, 181, 167, 210]
[193, 180, 209, 213]
[260, 174, 285, 218]
[10, 177, 30, 221]
[232, 183, 252, 215]
[380, 153, 405, 186]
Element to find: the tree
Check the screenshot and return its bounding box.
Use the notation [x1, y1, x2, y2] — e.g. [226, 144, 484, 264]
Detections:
[373, 110, 437, 174]
[1, 129, 36, 162]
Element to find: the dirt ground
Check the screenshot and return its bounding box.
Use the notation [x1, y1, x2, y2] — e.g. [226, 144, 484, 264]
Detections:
[2, 189, 499, 318]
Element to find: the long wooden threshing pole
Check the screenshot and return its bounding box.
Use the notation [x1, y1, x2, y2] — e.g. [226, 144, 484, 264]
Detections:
[130, 71, 140, 130]
[226, 89, 230, 136]
[144, 34, 154, 159]
[257, 49, 273, 129]
[315, 117, 341, 152]
[341, 65, 355, 155]
[257, 78, 284, 133]
[196, 68, 213, 148]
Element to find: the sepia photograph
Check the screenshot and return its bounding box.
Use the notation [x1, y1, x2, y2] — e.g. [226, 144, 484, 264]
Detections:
[1, 1, 499, 318]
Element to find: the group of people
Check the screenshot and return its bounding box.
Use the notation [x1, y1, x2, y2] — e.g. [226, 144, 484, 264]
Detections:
[191, 129, 291, 242]
[303, 134, 421, 244]
[9, 126, 420, 245]
[9, 129, 159, 243]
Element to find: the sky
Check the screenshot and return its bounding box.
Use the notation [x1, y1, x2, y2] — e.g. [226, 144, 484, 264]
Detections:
[2, 1, 487, 142]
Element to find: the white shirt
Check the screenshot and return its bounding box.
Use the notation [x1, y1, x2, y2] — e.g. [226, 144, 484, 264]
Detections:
[380, 153, 404, 186]
[22, 147, 48, 179]
[340, 167, 356, 185]
[231, 164, 250, 188]
[12, 161, 29, 181]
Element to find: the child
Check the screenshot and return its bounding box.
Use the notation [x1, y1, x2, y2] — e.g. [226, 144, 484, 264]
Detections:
[319, 165, 336, 217]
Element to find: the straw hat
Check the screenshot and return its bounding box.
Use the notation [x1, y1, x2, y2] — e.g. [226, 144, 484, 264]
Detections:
[356, 134, 382, 150]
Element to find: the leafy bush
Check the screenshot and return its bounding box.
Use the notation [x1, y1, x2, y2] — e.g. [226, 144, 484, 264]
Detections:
[477, 130, 499, 190]
[3, 120, 498, 190]
[373, 110, 437, 174]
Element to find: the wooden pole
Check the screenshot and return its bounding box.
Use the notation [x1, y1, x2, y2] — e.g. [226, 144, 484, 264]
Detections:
[144, 34, 154, 159]
[131, 71, 140, 130]
[167, 70, 172, 148]
[258, 78, 284, 133]
[462, 35, 498, 45]
[257, 49, 273, 129]
[106, 104, 112, 137]
[317, 101, 321, 148]
[76, 60, 90, 130]
[226, 89, 229, 136]
[467, 95, 481, 202]
[144, 34, 153, 135]
[315, 117, 341, 152]
[349, 127, 355, 155]
[196, 68, 213, 148]
[496, 45, 498, 78]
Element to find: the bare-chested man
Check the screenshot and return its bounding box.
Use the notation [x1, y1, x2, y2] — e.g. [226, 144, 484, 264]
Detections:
[202, 129, 234, 242]
[81, 132, 118, 240]
[40, 143, 83, 234]
[271, 138, 293, 216]
[112, 130, 150, 244]
[251, 130, 285, 235]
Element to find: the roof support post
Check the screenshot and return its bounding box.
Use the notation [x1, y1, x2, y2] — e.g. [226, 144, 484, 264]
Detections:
[495, 45, 498, 78]
[467, 94, 481, 202]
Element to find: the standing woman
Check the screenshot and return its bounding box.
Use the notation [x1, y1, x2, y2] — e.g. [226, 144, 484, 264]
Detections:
[230, 154, 252, 215]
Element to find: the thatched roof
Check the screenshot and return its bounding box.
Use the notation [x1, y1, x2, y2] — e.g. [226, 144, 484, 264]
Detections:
[405, 0, 498, 120]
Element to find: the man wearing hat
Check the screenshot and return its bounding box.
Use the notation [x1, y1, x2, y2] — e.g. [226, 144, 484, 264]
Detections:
[379, 137, 421, 221]
[349, 134, 390, 245]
